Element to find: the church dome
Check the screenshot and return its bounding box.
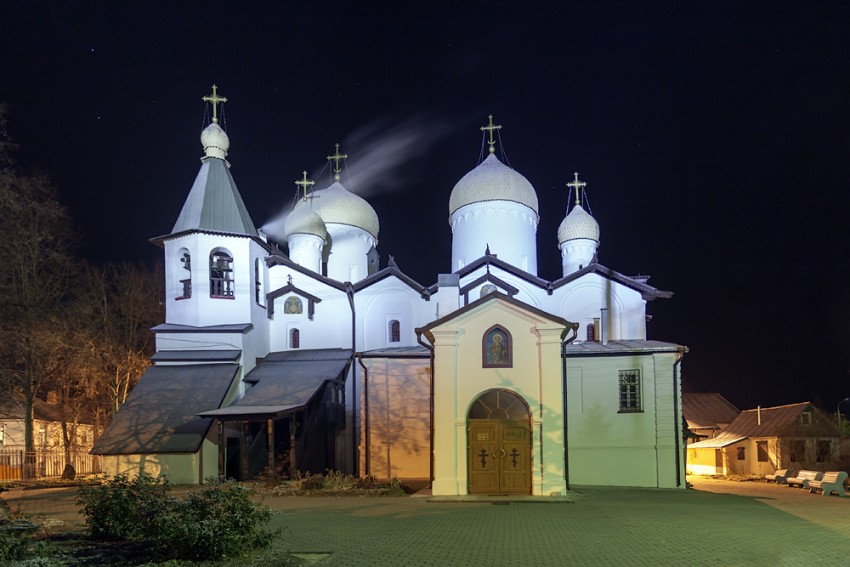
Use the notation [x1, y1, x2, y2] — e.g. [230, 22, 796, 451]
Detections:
[449, 154, 539, 217]
[201, 123, 230, 160]
[292, 181, 379, 240]
[558, 204, 599, 244]
[285, 208, 328, 241]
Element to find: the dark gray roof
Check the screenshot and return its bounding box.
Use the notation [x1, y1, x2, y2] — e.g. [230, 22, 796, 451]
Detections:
[360, 346, 430, 357]
[551, 263, 673, 301]
[353, 266, 431, 298]
[563, 340, 687, 356]
[151, 323, 253, 334]
[170, 158, 257, 237]
[682, 393, 740, 429]
[151, 350, 242, 362]
[199, 349, 352, 419]
[91, 364, 238, 455]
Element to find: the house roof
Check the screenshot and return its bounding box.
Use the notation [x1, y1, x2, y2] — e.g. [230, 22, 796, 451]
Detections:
[151, 350, 242, 363]
[682, 393, 740, 429]
[198, 349, 352, 420]
[91, 364, 238, 455]
[0, 397, 95, 425]
[563, 340, 686, 355]
[688, 402, 813, 448]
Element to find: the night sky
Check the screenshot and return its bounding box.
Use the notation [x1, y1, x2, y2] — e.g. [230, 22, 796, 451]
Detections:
[3, 3, 849, 412]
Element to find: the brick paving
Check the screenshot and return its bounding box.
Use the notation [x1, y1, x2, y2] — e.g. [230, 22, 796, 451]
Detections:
[3, 477, 849, 565]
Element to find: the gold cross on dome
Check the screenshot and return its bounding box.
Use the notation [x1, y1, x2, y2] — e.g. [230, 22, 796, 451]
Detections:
[480, 114, 502, 154]
[202, 84, 228, 124]
[326, 143, 348, 182]
[295, 171, 315, 202]
[567, 172, 587, 206]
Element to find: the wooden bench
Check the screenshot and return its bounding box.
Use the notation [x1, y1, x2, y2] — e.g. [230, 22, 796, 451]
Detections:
[786, 470, 822, 489]
[808, 471, 848, 497]
[765, 469, 790, 484]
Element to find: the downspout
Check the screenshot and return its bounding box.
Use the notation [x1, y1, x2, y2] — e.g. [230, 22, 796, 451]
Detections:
[416, 328, 435, 487]
[560, 323, 579, 491]
[345, 282, 358, 476]
[673, 353, 683, 488]
[356, 354, 370, 477]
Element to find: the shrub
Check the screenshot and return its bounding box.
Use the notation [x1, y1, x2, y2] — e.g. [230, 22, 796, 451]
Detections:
[0, 517, 39, 561]
[76, 473, 172, 540]
[150, 479, 275, 560]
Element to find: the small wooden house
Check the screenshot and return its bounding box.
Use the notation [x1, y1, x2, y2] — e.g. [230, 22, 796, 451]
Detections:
[686, 402, 840, 476]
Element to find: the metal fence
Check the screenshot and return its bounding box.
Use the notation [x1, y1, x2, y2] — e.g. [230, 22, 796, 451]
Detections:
[0, 449, 102, 481]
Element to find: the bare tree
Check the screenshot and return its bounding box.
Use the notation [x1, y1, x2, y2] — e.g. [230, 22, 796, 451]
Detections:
[0, 169, 76, 457]
[76, 262, 162, 425]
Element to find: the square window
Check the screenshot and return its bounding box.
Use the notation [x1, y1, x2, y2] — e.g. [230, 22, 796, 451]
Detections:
[618, 370, 641, 412]
[800, 412, 812, 426]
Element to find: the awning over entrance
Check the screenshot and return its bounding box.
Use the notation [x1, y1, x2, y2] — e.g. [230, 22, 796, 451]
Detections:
[91, 364, 239, 455]
[198, 349, 352, 421]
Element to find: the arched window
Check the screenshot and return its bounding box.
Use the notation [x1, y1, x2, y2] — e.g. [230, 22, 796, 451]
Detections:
[290, 328, 300, 349]
[177, 250, 191, 299]
[468, 389, 530, 420]
[388, 319, 400, 343]
[586, 323, 596, 342]
[210, 249, 234, 298]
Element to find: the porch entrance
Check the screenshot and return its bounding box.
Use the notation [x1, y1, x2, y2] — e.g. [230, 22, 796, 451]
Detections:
[467, 389, 531, 494]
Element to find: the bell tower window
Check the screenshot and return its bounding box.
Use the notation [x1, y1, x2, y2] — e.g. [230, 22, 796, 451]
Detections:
[210, 249, 234, 298]
[177, 250, 191, 299]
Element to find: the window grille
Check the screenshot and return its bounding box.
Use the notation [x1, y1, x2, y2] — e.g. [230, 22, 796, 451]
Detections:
[290, 328, 300, 349]
[389, 320, 400, 342]
[618, 370, 641, 412]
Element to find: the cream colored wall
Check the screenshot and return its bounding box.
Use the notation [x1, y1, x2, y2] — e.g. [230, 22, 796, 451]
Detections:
[566, 352, 684, 488]
[431, 299, 567, 496]
[102, 452, 201, 484]
[359, 358, 430, 480]
[0, 419, 96, 452]
[687, 447, 722, 475]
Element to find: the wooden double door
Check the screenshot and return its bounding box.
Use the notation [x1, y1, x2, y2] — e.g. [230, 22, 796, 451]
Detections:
[468, 419, 531, 494]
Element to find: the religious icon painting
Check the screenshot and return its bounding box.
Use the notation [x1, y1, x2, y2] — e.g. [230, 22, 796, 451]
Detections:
[482, 325, 512, 368]
[284, 296, 303, 314]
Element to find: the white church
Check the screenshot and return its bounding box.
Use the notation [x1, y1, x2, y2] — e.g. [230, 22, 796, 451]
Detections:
[93, 88, 687, 495]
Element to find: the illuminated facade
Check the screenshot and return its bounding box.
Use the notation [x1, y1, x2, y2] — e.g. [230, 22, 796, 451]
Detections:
[94, 89, 687, 494]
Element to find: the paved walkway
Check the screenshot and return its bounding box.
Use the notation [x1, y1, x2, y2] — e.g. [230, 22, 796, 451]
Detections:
[3, 477, 849, 565]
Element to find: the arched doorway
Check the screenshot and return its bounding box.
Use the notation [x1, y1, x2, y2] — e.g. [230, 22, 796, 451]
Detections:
[467, 389, 532, 494]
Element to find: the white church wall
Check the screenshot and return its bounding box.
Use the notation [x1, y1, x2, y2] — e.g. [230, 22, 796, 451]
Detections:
[164, 234, 257, 327]
[556, 275, 647, 341]
[566, 351, 684, 488]
[265, 266, 350, 352]
[451, 201, 538, 275]
[325, 225, 375, 283]
[358, 280, 428, 350]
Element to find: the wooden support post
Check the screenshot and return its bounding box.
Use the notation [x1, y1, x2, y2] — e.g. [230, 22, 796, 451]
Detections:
[267, 418, 275, 479]
[218, 420, 225, 480]
[289, 415, 297, 478]
[240, 421, 250, 481]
